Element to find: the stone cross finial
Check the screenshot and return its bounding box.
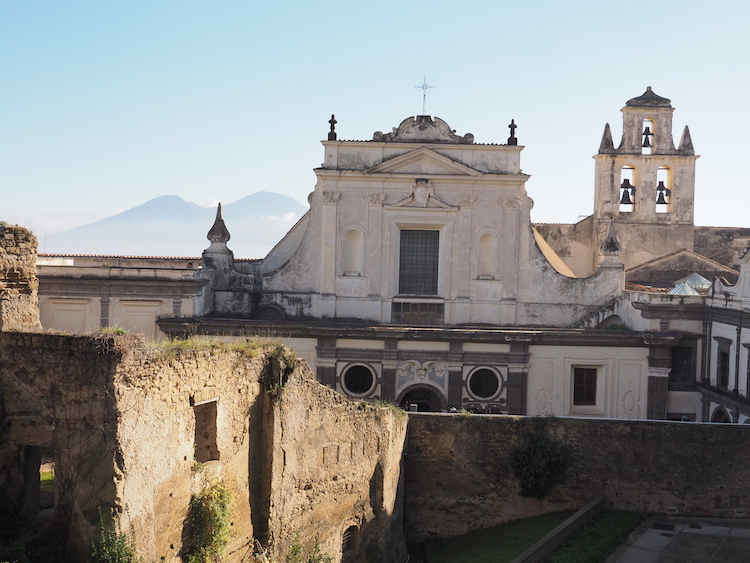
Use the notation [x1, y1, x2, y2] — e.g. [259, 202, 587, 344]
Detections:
[328, 114, 337, 141]
[508, 119, 518, 145]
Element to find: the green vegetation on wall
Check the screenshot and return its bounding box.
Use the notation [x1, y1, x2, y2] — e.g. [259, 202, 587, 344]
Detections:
[183, 479, 233, 563]
[508, 429, 567, 499]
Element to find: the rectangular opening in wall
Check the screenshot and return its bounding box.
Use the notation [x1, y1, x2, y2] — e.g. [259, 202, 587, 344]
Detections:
[669, 346, 694, 389]
[573, 367, 597, 405]
[194, 399, 219, 463]
[39, 446, 56, 512]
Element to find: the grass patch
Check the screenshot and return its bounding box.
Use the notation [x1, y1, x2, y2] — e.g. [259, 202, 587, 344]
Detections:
[424, 511, 574, 563]
[542, 510, 643, 563]
[40, 471, 54, 491]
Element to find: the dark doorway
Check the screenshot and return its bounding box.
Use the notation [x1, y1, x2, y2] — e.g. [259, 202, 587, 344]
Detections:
[399, 387, 443, 412]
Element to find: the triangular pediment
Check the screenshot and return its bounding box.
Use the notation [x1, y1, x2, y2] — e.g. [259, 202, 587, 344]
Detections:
[365, 147, 482, 177]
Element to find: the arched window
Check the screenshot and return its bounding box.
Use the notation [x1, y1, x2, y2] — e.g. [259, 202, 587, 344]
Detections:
[656, 166, 671, 213]
[477, 233, 498, 279]
[342, 229, 364, 276]
[342, 525, 359, 555]
[619, 166, 636, 213]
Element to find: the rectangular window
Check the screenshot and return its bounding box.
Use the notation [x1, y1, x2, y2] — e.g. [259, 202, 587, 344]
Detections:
[669, 346, 694, 388]
[718, 349, 730, 388]
[399, 230, 439, 295]
[573, 367, 597, 405]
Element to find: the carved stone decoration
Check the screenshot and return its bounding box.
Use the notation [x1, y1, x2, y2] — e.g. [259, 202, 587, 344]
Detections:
[397, 360, 448, 382]
[503, 198, 521, 209]
[389, 179, 454, 210]
[321, 191, 340, 205]
[373, 115, 474, 144]
[459, 196, 476, 208]
[412, 179, 433, 207]
[368, 193, 385, 205]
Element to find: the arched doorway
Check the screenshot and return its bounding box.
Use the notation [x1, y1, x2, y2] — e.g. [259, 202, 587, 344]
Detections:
[711, 408, 731, 423]
[398, 386, 445, 413]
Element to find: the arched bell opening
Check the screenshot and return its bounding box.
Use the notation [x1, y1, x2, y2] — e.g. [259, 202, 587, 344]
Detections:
[619, 166, 636, 213]
[656, 166, 672, 213]
[641, 118, 655, 155]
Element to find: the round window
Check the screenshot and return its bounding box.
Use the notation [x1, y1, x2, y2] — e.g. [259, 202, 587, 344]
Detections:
[343, 365, 375, 396]
[468, 368, 500, 399]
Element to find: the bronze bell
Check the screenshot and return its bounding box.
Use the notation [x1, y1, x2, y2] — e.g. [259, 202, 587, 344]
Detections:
[620, 179, 634, 205]
[656, 181, 669, 205]
[642, 126, 653, 148]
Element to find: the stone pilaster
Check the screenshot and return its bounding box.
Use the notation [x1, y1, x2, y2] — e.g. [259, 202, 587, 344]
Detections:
[381, 361, 397, 403]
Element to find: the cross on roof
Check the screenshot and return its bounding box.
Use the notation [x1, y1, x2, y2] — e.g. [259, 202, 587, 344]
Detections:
[415, 75, 434, 116]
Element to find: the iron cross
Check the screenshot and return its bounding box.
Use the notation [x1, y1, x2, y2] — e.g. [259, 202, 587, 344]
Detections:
[415, 75, 434, 115]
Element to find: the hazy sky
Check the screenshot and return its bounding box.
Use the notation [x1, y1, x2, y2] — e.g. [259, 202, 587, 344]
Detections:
[3, 1, 749, 243]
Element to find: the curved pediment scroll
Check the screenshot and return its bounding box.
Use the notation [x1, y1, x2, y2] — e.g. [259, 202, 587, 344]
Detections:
[373, 115, 474, 144]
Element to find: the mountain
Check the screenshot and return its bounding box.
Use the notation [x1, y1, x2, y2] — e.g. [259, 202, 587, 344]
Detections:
[44, 192, 308, 258]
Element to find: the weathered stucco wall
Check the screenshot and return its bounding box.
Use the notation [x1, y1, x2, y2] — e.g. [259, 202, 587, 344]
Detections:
[0, 226, 41, 331]
[404, 414, 750, 544]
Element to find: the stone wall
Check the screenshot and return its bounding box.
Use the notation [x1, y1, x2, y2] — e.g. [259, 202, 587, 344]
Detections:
[404, 414, 750, 544]
[0, 226, 41, 331]
[0, 333, 407, 562]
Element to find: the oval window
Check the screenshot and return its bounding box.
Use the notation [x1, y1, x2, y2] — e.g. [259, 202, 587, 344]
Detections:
[343, 365, 375, 396]
[468, 368, 500, 399]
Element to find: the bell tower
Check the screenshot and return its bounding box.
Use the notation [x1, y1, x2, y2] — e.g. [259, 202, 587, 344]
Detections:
[592, 87, 699, 269]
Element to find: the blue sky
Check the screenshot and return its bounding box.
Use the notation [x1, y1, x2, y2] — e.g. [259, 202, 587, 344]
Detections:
[3, 1, 749, 247]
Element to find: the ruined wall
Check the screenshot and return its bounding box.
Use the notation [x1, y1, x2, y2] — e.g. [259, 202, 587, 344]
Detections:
[269, 376, 408, 563]
[0, 226, 42, 331]
[0, 332, 407, 563]
[0, 332, 120, 561]
[405, 414, 750, 544]
[110, 340, 271, 563]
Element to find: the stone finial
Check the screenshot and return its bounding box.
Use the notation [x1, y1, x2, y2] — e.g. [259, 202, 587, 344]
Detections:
[678, 125, 694, 155]
[328, 114, 337, 141]
[598, 123, 615, 153]
[508, 119, 518, 145]
[600, 218, 621, 256]
[207, 203, 231, 243]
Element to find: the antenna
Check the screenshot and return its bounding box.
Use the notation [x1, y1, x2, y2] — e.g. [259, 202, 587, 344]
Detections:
[414, 75, 434, 116]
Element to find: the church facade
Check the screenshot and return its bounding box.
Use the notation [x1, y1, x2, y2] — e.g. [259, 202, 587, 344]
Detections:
[36, 89, 750, 423]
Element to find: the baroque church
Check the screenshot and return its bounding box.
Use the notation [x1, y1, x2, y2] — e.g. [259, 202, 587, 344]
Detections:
[36, 89, 750, 424]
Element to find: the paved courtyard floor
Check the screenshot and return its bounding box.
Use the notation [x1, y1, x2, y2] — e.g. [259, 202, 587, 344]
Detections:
[608, 519, 750, 563]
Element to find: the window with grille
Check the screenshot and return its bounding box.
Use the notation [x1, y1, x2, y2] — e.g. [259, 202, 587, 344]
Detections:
[573, 367, 597, 406]
[399, 230, 439, 295]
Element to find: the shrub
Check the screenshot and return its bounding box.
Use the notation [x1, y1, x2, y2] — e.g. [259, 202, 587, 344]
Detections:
[184, 480, 232, 563]
[91, 509, 141, 563]
[508, 433, 566, 498]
